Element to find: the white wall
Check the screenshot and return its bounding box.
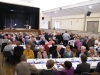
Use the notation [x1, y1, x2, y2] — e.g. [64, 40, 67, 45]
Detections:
[40, 13, 51, 29]
[50, 13, 100, 32]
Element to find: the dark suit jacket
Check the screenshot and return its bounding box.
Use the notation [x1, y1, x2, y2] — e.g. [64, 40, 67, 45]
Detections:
[49, 46, 57, 54]
[82, 42, 89, 51]
[56, 35, 63, 44]
[40, 69, 58, 75]
[95, 62, 100, 73]
[76, 62, 90, 75]
[52, 48, 64, 58]
[76, 51, 88, 57]
[14, 46, 24, 56]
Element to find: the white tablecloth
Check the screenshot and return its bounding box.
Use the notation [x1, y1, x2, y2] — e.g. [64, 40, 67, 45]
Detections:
[27, 57, 100, 71]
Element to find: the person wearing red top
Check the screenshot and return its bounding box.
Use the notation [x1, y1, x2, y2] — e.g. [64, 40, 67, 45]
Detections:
[43, 42, 49, 52]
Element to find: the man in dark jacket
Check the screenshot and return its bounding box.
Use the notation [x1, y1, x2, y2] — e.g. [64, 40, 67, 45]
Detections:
[76, 54, 90, 75]
[76, 46, 88, 57]
[52, 46, 64, 58]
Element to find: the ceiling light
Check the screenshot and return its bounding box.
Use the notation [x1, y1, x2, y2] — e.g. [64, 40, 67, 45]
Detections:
[10, 10, 14, 11]
[55, 12, 57, 13]
[88, 6, 92, 8]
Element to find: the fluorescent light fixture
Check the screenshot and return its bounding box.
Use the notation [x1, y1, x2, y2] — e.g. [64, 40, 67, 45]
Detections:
[88, 6, 92, 8]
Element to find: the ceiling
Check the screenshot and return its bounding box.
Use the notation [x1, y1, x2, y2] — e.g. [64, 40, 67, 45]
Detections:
[42, 0, 100, 17]
[43, 3, 100, 17]
[0, 0, 90, 11]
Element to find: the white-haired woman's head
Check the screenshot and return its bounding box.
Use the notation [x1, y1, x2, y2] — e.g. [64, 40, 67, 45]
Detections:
[81, 46, 86, 53]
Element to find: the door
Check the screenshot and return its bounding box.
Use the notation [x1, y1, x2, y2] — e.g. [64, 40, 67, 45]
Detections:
[87, 21, 99, 33]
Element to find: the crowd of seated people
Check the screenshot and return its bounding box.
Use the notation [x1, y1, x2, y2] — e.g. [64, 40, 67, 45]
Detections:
[1, 31, 100, 75]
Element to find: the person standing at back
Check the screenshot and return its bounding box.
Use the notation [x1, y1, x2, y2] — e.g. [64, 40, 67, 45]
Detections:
[62, 31, 70, 46]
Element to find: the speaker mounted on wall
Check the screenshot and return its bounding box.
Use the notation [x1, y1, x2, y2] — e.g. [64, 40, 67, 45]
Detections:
[42, 17, 44, 20]
[86, 11, 91, 16]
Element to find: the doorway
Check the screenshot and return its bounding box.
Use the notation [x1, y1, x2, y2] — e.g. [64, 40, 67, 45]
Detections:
[87, 21, 99, 33]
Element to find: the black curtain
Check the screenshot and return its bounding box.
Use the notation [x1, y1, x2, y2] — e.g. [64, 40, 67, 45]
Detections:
[0, 2, 39, 30]
[2, 10, 35, 28]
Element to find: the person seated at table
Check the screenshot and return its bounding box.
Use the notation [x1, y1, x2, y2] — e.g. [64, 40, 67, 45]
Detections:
[13, 41, 24, 63]
[82, 39, 89, 51]
[29, 39, 35, 51]
[12, 38, 16, 44]
[37, 46, 48, 58]
[39, 37, 47, 45]
[76, 46, 88, 57]
[76, 54, 90, 75]
[48, 38, 54, 45]
[16, 55, 37, 75]
[59, 61, 74, 75]
[43, 42, 49, 52]
[40, 59, 58, 75]
[52, 45, 64, 58]
[23, 44, 34, 59]
[32, 37, 38, 45]
[21, 38, 27, 45]
[87, 47, 99, 57]
[49, 42, 57, 54]
[63, 46, 73, 58]
[3, 41, 13, 55]
[95, 62, 100, 73]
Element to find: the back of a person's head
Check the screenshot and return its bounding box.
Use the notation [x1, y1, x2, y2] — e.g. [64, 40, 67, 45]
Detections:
[7, 40, 12, 45]
[21, 55, 27, 61]
[46, 59, 54, 69]
[81, 54, 87, 62]
[91, 72, 100, 75]
[16, 41, 21, 46]
[64, 61, 72, 70]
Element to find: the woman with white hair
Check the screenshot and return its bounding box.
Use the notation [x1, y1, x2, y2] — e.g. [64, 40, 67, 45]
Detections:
[76, 46, 88, 57]
[88, 47, 99, 57]
[37, 46, 48, 58]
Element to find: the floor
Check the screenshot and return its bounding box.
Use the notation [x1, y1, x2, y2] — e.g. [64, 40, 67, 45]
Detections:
[0, 51, 16, 75]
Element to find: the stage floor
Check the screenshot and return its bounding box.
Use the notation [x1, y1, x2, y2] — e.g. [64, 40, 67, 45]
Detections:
[0, 29, 38, 32]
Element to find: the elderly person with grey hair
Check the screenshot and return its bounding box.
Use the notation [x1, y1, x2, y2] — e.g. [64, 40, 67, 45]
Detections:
[3, 41, 13, 55]
[52, 45, 64, 58]
[76, 46, 88, 57]
[37, 46, 48, 58]
[88, 47, 99, 57]
[16, 55, 37, 75]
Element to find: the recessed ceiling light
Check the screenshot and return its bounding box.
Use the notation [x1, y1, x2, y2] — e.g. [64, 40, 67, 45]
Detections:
[88, 6, 92, 8]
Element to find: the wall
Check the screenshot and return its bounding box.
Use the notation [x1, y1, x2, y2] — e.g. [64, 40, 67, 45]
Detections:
[51, 13, 100, 32]
[39, 13, 51, 29]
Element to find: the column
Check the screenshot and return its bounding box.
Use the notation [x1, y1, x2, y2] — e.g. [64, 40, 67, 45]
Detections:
[83, 6, 87, 32]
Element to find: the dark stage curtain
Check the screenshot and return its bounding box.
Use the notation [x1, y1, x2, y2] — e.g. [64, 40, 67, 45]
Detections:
[2, 11, 35, 28]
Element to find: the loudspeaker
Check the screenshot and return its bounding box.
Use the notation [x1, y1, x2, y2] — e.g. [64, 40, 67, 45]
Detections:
[42, 17, 44, 20]
[86, 11, 91, 16]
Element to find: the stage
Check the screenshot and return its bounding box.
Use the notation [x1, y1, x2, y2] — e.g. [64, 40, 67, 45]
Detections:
[0, 28, 39, 33]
